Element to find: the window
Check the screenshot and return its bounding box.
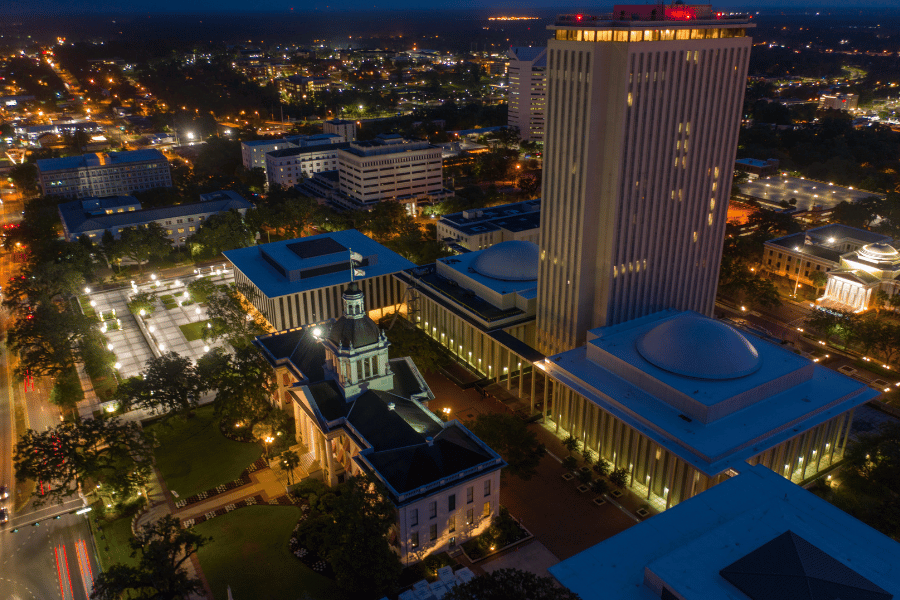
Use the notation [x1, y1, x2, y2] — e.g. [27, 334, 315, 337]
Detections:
[466, 486, 473, 504]
[410, 531, 419, 548]
[429, 501, 437, 519]
[429, 524, 437, 541]
[448, 494, 455, 511]
[484, 480, 491, 497]
[448, 516, 455, 533]
[466, 508, 474, 525]
[410, 509, 418, 527]
[483, 501, 491, 518]
[177, 228, 185, 234]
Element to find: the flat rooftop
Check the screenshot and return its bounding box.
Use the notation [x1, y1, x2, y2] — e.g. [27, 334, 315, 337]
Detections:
[440, 199, 541, 236]
[739, 176, 882, 213]
[554, 5, 752, 27]
[36, 149, 167, 172]
[224, 229, 414, 299]
[545, 310, 877, 476]
[550, 464, 900, 599]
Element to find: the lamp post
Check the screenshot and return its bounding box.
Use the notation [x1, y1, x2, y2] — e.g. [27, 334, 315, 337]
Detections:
[264, 435, 274, 459]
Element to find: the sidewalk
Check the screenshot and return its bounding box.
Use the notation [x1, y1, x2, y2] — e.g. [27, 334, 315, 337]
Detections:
[74, 361, 101, 420]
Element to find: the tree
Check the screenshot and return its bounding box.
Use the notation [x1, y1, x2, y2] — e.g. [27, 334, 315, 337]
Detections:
[279, 449, 301, 486]
[467, 413, 547, 481]
[9, 162, 39, 197]
[204, 284, 268, 349]
[325, 476, 402, 596]
[197, 345, 275, 427]
[127, 290, 158, 316]
[14, 418, 152, 505]
[380, 317, 449, 374]
[187, 209, 254, 259]
[118, 223, 173, 273]
[874, 289, 890, 315]
[810, 270, 828, 297]
[6, 301, 89, 379]
[839, 422, 900, 538]
[49, 366, 85, 413]
[90, 515, 209, 600]
[120, 352, 204, 420]
[443, 568, 582, 600]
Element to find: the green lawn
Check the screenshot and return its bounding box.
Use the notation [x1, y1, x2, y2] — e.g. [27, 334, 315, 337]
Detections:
[92, 513, 140, 571]
[160, 294, 179, 310]
[78, 295, 97, 319]
[179, 320, 210, 342]
[195, 505, 342, 600]
[148, 405, 262, 499]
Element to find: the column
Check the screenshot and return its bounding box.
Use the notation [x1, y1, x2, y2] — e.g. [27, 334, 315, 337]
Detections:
[325, 438, 336, 485]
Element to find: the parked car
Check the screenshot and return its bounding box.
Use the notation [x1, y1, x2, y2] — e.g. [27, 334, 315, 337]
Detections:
[0, 484, 8, 500]
[0, 507, 8, 524]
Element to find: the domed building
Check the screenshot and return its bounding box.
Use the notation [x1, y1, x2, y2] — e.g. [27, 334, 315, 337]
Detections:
[823, 241, 900, 311]
[395, 239, 542, 389]
[256, 282, 505, 565]
[539, 309, 877, 510]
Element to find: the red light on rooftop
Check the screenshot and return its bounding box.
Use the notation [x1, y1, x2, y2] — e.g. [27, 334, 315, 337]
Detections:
[576, 14, 583, 21]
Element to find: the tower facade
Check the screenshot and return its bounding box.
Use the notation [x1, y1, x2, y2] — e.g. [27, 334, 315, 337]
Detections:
[507, 47, 547, 143]
[536, 5, 753, 355]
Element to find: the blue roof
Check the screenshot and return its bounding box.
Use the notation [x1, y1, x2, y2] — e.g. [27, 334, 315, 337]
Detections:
[550, 464, 900, 599]
[36, 149, 166, 173]
[544, 310, 877, 476]
[59, 193, 253, 236]
[224, 230, 415, 299]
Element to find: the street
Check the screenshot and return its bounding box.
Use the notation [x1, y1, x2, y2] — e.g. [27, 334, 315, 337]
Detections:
[0, 192, 99, 600]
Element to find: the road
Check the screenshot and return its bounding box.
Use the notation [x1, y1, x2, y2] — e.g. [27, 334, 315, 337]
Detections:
[0, 194, 99, 600]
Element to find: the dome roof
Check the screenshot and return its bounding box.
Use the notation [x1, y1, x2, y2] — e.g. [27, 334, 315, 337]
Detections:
[471, 240, 539, 281]
[327, 315, 380, 349]
[637, 315, 761, 380]
[859, 243, 900, 263]
[326, 281, 381, 349]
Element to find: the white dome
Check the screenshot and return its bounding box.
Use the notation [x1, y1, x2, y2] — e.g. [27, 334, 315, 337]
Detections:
[471, 240, 539, 281]
[637, 315, 761, 380]
[859, 243, 900, 264]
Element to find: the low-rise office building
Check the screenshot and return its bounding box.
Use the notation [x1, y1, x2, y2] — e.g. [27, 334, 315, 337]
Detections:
[538, 309, 876, 511]
[37, 149, 172, 199]
[58, 190, 253, 246]
[550, 464, 900, 599]
[436, 199, 541, 251]
[819, 93, 858, 111]
[224, 229, 414, 331]
[255, 285, 503, 564]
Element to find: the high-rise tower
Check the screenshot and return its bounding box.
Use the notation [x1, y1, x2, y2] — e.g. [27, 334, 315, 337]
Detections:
[536, 4, 753, 355]
[507, 46, 547, 143]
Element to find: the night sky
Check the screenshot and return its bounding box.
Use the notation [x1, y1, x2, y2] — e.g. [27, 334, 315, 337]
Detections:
[5, 0, 900, 16]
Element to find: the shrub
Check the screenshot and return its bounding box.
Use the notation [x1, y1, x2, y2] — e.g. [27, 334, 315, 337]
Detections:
[609, 467, 629, 489]
[577, 469, 592, 484]
[591, 478, 610, 495]
[127, 291, 157, 316]
[562, 435, 579, 454]
[562, 456, 578, 471]
[593, 458, 612, 476]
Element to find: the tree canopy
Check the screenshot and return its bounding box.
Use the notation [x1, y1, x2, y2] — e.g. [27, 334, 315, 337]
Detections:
[14, 418, 153, 505]
[118, 352, 204, 420]
[90, 515, 209, 600]
[467, 413, 546, 481]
